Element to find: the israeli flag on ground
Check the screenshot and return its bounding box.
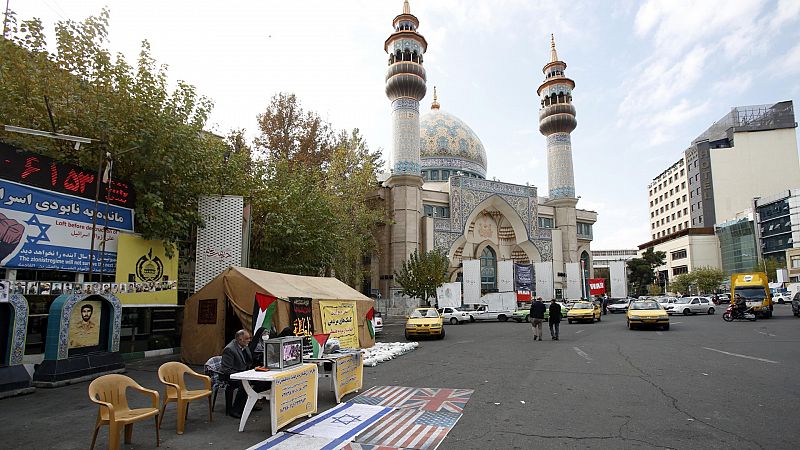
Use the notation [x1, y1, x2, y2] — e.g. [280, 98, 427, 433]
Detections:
[289, 402, 394, 441]
[245, 432, 342, 450]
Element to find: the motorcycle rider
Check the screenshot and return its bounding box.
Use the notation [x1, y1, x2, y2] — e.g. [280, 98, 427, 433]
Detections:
[733, 293, 747, 318]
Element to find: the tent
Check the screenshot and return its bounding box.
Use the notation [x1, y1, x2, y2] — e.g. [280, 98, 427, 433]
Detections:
[181, 267, 375, 364]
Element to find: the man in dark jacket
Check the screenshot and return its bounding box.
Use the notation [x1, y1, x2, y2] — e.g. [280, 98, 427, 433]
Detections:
[221, 329, 268, 418]
[548, 299, 562, 340]
[530, 297, 546, 341]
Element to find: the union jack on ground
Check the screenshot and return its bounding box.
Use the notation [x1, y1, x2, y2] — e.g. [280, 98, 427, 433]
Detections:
[349, 386, 473, 414]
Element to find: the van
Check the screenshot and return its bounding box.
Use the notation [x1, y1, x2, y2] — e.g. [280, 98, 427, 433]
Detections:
[730, 273, 773, 319]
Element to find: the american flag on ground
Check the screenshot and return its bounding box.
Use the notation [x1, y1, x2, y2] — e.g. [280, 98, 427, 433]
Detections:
[342, 444, 404, 450]
[349, 386, 473, 414]
[354, 408, 461, 450]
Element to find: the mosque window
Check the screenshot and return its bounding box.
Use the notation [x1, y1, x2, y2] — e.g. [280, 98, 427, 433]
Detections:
[480, 247, 497, 294]
[436, 206, 450, 218]
[538, 217, 554, 228]
[423, 205, 434, 217]
[441, 169, 450, 179]
[430, 170, 440, 181]
[577, 222, 593, 238]
[421, 170, 428, 181]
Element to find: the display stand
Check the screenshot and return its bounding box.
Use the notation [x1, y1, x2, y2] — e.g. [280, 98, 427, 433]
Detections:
[306, 350, 363, 403]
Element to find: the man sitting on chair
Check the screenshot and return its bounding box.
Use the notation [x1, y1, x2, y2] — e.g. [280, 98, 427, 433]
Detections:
[221, 329, 269, 418]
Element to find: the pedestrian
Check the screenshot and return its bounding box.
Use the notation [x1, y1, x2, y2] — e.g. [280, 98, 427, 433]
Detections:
[549, 299, 562, 340]
[602, 295, 608, 315]
[530, 297, 546, 341]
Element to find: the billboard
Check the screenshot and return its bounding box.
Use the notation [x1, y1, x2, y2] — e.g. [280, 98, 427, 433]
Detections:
[565, 262, 582, 299]
[534, 262, 553, 301]
[114, 233, 178, 305]
[0, 179, 134, 273]
[194, 195, 243, 293]
[462, 259, 481, 304]
[497, 260, 514, 293]
[610, 260, 628, 298]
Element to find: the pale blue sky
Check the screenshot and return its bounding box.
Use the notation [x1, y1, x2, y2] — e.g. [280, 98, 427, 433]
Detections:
[10, 0, 800, 249]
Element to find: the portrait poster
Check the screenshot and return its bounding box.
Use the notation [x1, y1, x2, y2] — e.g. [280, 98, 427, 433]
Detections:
[69, 300, 101, 348]
[319, 300, 359, 349]
[0, 280, 9, 301]
[273, 364, 317, 430]
[334, 352, 363, 402]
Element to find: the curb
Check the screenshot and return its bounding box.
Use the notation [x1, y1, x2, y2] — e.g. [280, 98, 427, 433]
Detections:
[122, 347, 181, 361]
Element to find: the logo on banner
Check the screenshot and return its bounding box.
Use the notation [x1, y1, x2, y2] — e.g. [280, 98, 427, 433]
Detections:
[135, 248, 164, 281]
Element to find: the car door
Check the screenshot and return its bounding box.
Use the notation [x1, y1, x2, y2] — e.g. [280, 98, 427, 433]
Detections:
[699, 298, 710, 312]
[690, 297, 702, 313]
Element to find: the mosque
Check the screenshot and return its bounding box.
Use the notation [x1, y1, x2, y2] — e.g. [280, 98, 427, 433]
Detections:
[369, 1, 597, 302]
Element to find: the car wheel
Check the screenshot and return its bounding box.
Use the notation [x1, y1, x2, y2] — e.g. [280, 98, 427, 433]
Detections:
[683, 308, 691, 316]
[597, 314, 601, 322]
[627, 320, 633, 330]
[438, 328, 446, 340]
[498, 315, 508, 322]
[525, 315, 531, 323]
[707, 307, 715, 315]
[405, 331, 412, 340]
[450, 317, 458, 325]
[663, 324, 669, 331]
[568, 319, 573, 324]
[470, 316, 476, 323]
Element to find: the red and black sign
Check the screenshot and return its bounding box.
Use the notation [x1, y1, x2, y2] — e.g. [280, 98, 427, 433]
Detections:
[0, 142, 136, 208]
[588, 278, 606, 296]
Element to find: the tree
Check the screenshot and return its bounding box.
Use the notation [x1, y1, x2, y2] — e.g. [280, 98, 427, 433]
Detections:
[753, 257, 786, 282]
[670, 273, 692, 296]
[642, 248, 666, 268]
[647, 284, 662, 296]
[627, 248, 666, 296]
[0, 9, 254, 245]
[692, 266, 726, 294]
[394, 249, 449, 305]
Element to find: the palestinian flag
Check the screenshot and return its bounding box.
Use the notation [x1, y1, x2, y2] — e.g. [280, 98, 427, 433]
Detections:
[366, 307, 375, 339]
[311, 333, 330, 358]
[252, 292, 278, 334]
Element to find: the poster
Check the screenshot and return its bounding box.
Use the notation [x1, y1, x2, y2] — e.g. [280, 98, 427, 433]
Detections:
[69, 300, 102, 348]
[334, 352, 363, 402]
[290, 297, 314, 355]
[273, 364, 318, 430]
[0, 179, 134, 273]
[588, 278, 606, 296]
[514, 263, 534, 301]
[319, 300, 359, 348]
[114, 233, 178, 305]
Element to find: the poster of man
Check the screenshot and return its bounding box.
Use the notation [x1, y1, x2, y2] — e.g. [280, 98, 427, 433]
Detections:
[69, 300, 102, 348]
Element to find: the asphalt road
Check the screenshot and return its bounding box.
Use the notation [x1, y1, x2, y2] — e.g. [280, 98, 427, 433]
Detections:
[1, 305, 798, 449]
[377, 304, 799, 450]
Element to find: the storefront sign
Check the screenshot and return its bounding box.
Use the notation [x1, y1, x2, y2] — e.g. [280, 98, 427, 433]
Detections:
[319, 300, 359, 348]
[0, 179, 134, 273]
[273, 364, 318, 430]
[114, 233, 178, 305]
[334, 352, 363, 402]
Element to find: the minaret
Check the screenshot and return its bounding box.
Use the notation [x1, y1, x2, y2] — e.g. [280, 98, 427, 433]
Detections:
[383, 1, 427, 296]
[538, 34, 577, 199]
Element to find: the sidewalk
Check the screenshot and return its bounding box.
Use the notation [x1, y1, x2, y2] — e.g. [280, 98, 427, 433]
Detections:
[1, 354, 343, 449]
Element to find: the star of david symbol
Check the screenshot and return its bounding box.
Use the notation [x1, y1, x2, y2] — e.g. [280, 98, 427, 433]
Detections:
[331, 414, 362, 425]
[25, 215, 51, 244]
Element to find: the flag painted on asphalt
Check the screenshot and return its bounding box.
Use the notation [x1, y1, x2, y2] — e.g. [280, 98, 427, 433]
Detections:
[288, 402, 394, 442]
[253, 292, 278, 333]
[349, 386, 473, 414]
[354, 408, 461, 450]
[245, 432, 343, 450]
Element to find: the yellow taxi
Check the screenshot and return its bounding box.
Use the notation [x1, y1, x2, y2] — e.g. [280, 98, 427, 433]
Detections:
[626, 300, 669, 330]
[567, 301, 601, 324]
[405, 307, 445, 340]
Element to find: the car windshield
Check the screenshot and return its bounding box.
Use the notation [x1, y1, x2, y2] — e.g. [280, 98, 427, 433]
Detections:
[573, 303, 592, 309]
[675, 298, 690, 304]
[410, 309, 438, 318]
[734, 287, 767, 301]
[630, 301, 660, 310]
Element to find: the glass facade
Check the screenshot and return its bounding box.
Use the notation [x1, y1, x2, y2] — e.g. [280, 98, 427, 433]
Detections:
[715, 217, 758, 276]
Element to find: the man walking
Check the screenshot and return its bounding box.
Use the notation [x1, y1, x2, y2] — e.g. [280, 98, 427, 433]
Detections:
[549, 299, 562, 340]
[530, 297, 546, 341]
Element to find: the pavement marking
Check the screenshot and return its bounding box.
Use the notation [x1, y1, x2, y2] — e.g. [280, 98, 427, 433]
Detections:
[575, 329, 585, 334]
[672, 322, 683, 324]
[702, 347, 779, 364]
[573, 346, 592, 361]
[755, 330, 776, 337]
[656, 331, 663, 336]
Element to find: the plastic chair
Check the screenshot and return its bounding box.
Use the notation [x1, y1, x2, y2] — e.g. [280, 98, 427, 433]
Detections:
[88, 374, 160, 450]
[157, 361, 212, 434]
[204, 356, 231, 413]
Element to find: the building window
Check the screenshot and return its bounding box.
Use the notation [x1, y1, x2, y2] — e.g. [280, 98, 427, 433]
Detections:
[791, 256, 800, 269]
[441, 169, 450, 179]
[480, 246, 497, 294]
[671, 249, 687, 260]
[430, 170, 440, 181]
[683, 195, 687, 202]
[421, 170, 428, 181]
[672, 266, 688, 275]
[577, 222, 593, 237]
[538, 217, 554, 228]
[436, 206, 450, 218]
[423, 205, 434, 217]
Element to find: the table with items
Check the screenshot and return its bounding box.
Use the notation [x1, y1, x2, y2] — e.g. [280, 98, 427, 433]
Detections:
[229, 363, 318, 434]
[306, 350, 364, 403]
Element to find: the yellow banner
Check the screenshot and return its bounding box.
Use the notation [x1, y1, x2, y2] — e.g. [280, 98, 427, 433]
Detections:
[114, 233, 178, 305]
[319, 300, 359, 348]
[273, 364, 318, 430]
[334, 352, 363, 402]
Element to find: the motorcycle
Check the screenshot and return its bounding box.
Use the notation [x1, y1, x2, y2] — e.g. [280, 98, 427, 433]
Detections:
[722, 304, 757, 322]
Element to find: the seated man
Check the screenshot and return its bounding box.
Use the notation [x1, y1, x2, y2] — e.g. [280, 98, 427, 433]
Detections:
[221, 329, 270, 418]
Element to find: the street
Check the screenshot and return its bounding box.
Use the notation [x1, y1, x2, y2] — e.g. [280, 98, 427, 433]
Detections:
[1, 306, 799, 449]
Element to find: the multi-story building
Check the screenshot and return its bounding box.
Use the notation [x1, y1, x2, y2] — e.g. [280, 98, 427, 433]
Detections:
[640, 101, 799, 282]
[591, 249, 638, 270]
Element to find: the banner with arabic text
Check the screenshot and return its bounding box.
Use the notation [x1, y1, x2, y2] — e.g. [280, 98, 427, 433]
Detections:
[0, 179, 134, 273]
[319, 300, 359, 348]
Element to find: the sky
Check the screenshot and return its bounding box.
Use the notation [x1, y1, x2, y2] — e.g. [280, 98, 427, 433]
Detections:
[9, 0, 800, 250]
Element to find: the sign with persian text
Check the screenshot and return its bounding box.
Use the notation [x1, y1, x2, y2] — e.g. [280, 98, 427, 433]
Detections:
[319, 300, 359, 348]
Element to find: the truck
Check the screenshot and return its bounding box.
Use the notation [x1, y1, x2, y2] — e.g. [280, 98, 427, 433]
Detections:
[469, 292, 517, 322]
[731, 272, 773, 319]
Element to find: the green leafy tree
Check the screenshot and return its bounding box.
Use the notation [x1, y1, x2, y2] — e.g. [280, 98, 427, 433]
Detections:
[752, 257, 786, 282]
[0, 9, 254, 245]
[394, 249, 449, 305]
[670, 273, 692, 296]
[627, 248, 666, 296]
[647, 284, 662, 296]
[692, 266, 726, 294]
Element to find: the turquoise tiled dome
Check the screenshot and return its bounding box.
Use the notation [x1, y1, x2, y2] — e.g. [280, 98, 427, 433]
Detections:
[420, 109, 487, 178]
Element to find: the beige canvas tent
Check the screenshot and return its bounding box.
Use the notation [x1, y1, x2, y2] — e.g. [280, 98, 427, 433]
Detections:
[181, 267, 375, 364]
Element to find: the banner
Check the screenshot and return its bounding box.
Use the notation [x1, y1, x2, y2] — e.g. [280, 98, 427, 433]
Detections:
[610, 260, 628, 299]
[565, 263, 582, 299]
[497, 260, 514, 293]
[114, 233, 178, 305]
[273, 364, 318, 430]
[319, 300, 359, 348]
[588, 278, 606, 296]
[462, 259, 480, 304]
[534, 262, 553, 301]
[0, 179, 134, 273]
[334, 352, 363, 402]
[195, 195, 243, 293]
[290, 297, 314, 355]
[514, 263, 534, 301]
[436, 282, 461, 308]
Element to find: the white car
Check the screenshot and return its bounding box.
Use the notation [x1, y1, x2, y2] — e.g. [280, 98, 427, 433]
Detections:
[665, 297, 716, 315]
[657, 297, 679, 309]
[607, 298, 631, 313]
[438, 307, 471, 325]
[371, 311, 384, 334]
[773, 292, 791, 304]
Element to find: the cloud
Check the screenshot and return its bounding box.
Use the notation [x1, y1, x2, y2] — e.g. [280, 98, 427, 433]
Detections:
[712, 73, 754, 96]
[780, 43, 800, 75]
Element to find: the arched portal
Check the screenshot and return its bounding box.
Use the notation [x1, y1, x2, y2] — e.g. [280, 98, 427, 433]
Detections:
[480, 246, 497, 294]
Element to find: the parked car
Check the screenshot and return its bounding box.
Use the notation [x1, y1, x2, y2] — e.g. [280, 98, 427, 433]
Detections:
[513, 302, 569, 322]
[665, 296, 716, 315]
[626, 300, 669, 330]
[438, 306, 471, 325]
[512, 303, 532, 323]
[567, 301, 601, 323]
[792, 292, 800, 316]
[371, 311, 384, 334]
[405, 308, 444, 340]
[607, 298, 631, 314]
[773, 292, 791, 305]
[656, 297, 679, 309]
